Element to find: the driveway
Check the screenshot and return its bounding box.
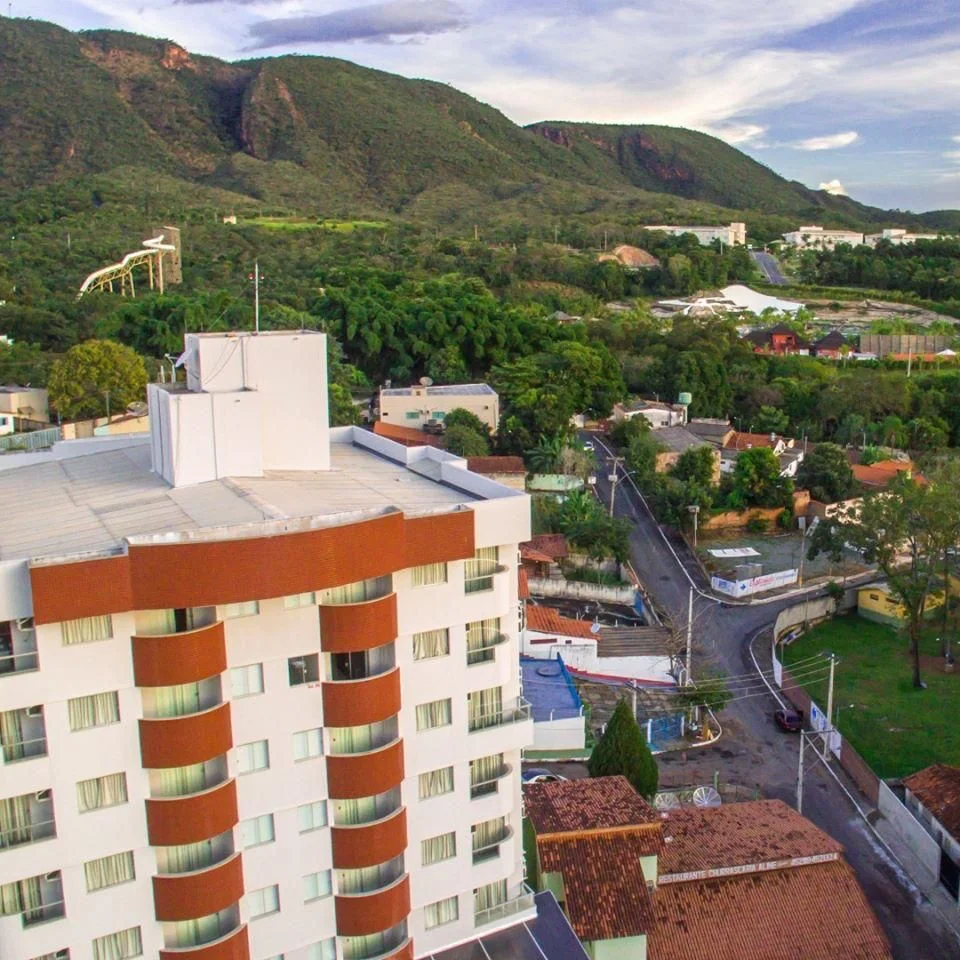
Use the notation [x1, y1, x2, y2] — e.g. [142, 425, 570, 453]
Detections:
[751, 249, 788, 285]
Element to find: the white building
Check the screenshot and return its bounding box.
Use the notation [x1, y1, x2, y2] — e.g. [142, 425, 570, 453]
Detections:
[379, 384, 499, 434]
[645, 222, 746, 247]
[0, 330, 534, 960]
[864, 228, 943, 247]
[782, 226, 864, 250]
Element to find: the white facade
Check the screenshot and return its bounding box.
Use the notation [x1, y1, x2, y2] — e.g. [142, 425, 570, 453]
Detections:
[0, 331, 534, 960]
[646, 222, 746, 246]
[864, 229, 944, 247]
[379, 384, 499, 433]
[782, 226, 865, 249]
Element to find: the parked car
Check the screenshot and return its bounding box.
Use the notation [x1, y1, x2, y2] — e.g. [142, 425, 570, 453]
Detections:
[583, 440, 595, 452]
[774, 708, 803, 732]
[521, 768, 569, 784]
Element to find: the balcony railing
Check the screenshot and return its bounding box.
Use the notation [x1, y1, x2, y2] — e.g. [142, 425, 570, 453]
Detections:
[337, 855, 405, 896]
[470, 763, 511, 800]
[0, 816, 56, 851]
[21, 898, 66, 928]
[466, 633, 508, 666]
[474, 884, 535, 929]
[471, 826, 512, 866]
[1, 734, 48, 765]
[468, 699, 531, 733]
[328, 719, 399, 756]
[332, 788, 402, 828]
[464, 563, 507, 595]
[341, 922, 408, 960]
[0, 647, 39, 678]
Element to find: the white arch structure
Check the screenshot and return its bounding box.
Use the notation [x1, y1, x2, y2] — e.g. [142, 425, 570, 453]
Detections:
[77, 235, 177, 299]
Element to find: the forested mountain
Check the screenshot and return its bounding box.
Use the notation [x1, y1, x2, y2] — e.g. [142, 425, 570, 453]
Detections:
[0, 17, 952, 230]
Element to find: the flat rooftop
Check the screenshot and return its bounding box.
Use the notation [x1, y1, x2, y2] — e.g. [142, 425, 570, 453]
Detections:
[381, 383, 496, 397]
[0, 430, 497, 563]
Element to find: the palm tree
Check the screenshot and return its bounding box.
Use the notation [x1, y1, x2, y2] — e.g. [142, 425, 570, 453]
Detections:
[525, 434, 566, 474]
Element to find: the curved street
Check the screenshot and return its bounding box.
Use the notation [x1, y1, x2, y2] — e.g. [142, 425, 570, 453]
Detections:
[568, 435, 960, 959]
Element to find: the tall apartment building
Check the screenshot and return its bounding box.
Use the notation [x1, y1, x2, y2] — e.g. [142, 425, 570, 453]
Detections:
[0, 331, 534, 960]
[645, 222, 746, 246]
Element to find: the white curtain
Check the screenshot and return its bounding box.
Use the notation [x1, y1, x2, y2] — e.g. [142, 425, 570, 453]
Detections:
[320, 577, 390, 605]
[152, 764, 203, 798]
[77, 773, 128, 812]
[421, 832, 456, 866]
[0, 709, 24, 762]
[61, 615, 112, 646]
[333, 789, 398, 826]
[424, 895, 459, 929]
[150, 683, 201, 719]
[472, 817, 506, 852]
[415, 698, 451, 731]
[85, 851, 135, 892]
[159, 839, 213, 874]
[412, 629, 449, 661]
[465, 547, 498, 592]
[467, 618, 500, 663]
[336, 857, 400, 895]
[341, 924, 405, 960]
[68, 691, 120, 731]
[468, 686, 503, 730]
[470, 753, 504, 789]
[0, 793, 31, 847]
[329, 719, 397, 756]
[165, 914, 221, 949]
[412, 563, 447, 587]
[474, 880, 507, 914]
[0, 876, 43, 921]
[418, 766, 454, 799]
[92, 926, 142, 960]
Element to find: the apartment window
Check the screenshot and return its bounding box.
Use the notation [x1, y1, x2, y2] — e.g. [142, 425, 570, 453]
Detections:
[229, 664, 263, 698]
[419, 766, 454, 799]
[470, 753, 505, 798]
[61, 615, 112, 646]
[284, 592, 316, 609]
[239, 814, 275, 848]
[0, 706, 47, 763]
[306, 941, 336, 960]
[247, 885, 280, 919]
[31, 952, 70, 960]
[421, 831, 456, 866]
[288, 654, 320, 686]
[68, 691, 120, 731]
[293, 728, 323, 761]
[404, 411, 420, 421]
[411, 563, 447, 587]
[237, 740, 270, 774]
[302, 870, 333, 903]
[416, 698, 452, 731]
[84, 851, 135, 892]
[472, 817, 507, 864]
[464, 547, 498, 594]
[297, 801, 328, 833]
[413, 628, 449, 661]
[431, 411, 446, 420]
[466, 618, 501, 665]
[222, 601, 259, 619]
[424, 895, 459, 929]
[92, 927, 142, 960]
[319, 577, 391, 606]
[467, 686, 503, 732]
[77, 772, 128, 813]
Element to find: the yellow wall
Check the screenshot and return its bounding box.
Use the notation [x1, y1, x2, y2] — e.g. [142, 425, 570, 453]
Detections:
[858, 586, 944, 626]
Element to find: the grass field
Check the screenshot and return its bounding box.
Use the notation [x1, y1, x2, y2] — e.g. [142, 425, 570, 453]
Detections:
[783, 613, 960, 779]
[246, 217, 388, 232]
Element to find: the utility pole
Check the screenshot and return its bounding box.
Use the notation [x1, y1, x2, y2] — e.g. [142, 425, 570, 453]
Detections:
[250, 261, 262, 334]
[796, 730, 806, 814]
[631, 679, 637, 719]
[608, 456, 625, 518]
[685, 587, 694, 686]
[825, 653, 837, 741]
[103, 390, 111, 422]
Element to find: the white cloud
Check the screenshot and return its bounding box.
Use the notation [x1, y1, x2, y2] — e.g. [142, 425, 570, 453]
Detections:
[793, 131, 860, 151]
[946, 150, 960, 160]
[818, 179, 848, 195]
[700, 122, 767, 145]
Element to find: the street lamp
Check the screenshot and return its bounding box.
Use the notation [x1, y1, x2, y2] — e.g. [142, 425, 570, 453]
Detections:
[688, 504, 700, 549]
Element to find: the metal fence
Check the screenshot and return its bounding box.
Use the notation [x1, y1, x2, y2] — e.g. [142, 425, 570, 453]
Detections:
[0, 427, 60, 453]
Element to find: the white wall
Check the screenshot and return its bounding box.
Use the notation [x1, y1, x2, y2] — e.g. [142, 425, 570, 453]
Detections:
[532, 715, 586, 752]
[523, 630, 674, 684]
[877, 782, 941, 885]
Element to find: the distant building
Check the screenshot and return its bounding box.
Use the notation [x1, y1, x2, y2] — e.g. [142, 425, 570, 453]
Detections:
[0, 385, 49, 433]
[742, 323, 809, 355]
[466, 455, 527, 490]
[858, 583, 945, 627]
[859, 334, 953, 360]
[614, 399, 687, 429]
[686, 418, 734, 448]
[901, 764, 960, 903]
[379, 382, 499, 432]
[653, 427, 720, 482]
[811, 330, 849, 358]
[852, 458, 923, 489]
[782, 225, 865, 249]
[720, 432, 802, 478]
[646, 222, 747, 246]
[864, 228, 943, 247]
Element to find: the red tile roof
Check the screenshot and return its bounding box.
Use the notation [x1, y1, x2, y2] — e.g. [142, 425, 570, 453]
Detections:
[525, 604, 596, 639]
[723, 431, 782, 450]
[539, 833, 658, 941]
[903, 764, 960, 842]
[466, 456, 526, 474]
[518, 567, 531, 601]
[524, 533, 569, 560]
[651, 859, 892, 960]
[658, 800, 842, 878]
[852, 459, 923, 488]
[524, 776, 661, 836]
[520, 545, 556, 564]
[372, 421, 444, 447]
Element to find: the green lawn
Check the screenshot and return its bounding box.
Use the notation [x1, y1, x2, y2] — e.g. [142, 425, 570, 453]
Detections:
[783, 614, 960, 779]
[246, 217, 388, 232]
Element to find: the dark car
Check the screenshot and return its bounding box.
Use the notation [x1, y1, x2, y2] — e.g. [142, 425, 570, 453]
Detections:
[774, 708, 803, 732]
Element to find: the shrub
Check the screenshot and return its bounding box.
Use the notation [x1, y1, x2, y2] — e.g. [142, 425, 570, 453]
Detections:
[746, 515, 768, 534]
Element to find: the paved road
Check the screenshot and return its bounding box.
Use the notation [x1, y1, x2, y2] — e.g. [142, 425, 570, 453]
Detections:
[751, 249, 788, 285]
[581, 435, 960, 958]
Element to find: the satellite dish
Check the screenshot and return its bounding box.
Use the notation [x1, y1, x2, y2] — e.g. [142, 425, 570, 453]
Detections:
[590, 621, 601, 634]
[654, 792, 682, 810]
[420, 376, 434, 386]
[692, 786, 722, 808]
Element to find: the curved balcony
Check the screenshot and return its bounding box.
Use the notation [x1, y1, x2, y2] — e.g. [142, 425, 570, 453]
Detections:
[132, 622, 226, 687]
[153, 852, 244, 922]
[320, 594, 397, 654]
[159, 924, 249, 960]
[139, 703, 232, 769]
[326, 739, 404, 799]
[470, 762, 512, 800]
[335, 874, 410, 937]
[331, 807, 407, 869]
[343, 935, 413, 960]
[146, 779, 238, 846]
[322, 667, 401, 727]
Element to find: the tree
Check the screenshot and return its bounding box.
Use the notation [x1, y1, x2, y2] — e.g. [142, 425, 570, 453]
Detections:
[730, 447, 793, 508]
[329, 383, 361, 427]
[445, 424, 489, 457]
[671, 446, 717, 489]
[48, 339, 148, 421]
[796, 443, 855, 503]
[588, 698, 659, 799]
[754, 405, 789, 434]
[444, 407, 490, 437]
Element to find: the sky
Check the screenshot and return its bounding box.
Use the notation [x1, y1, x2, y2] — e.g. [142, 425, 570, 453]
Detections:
[22, 0, 960, 212]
